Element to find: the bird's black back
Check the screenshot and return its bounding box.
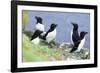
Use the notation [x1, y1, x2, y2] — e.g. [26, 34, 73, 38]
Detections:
[31, 30, 43, 40]
[71, 23, 80, 44]
[72, 29, 80, 43]
[70, 31, 88, 53]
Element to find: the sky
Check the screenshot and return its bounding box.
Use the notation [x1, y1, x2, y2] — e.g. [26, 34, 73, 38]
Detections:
[24, 10, 90, 48]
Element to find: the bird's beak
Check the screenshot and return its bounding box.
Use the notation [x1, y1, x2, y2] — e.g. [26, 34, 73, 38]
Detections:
[71, 23, 75, 26]
[55, 24, 58, 27]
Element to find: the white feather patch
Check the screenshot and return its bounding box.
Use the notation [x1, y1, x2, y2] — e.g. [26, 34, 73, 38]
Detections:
[71, 29, 73, 45]
[75, 38, 85, 52]
[46, 29, 56, 43]
[35, 23, 44, 32]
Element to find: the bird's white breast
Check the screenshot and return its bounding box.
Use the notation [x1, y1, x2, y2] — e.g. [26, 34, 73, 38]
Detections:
[36, 23, 44, 31]
[71, 29, 73, 45]
[46, 29, 56, 43]
[75, 38, 85, 52]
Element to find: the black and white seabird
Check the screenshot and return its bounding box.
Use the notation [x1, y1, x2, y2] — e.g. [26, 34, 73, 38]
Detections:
[31, 16, 44, 45]
[42, 23, 57, 43]
[70, 31, 88, 53]
[71, 22, 80, 45]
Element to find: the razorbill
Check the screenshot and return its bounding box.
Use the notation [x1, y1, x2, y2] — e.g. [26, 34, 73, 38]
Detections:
[30, 16, 44, 45]
[35, 16, 44, 32]
[70, 31, 88, 53]
[42, 23, 57, 43]
[71, 22, 80, 45]
[31, 30, 43, 45]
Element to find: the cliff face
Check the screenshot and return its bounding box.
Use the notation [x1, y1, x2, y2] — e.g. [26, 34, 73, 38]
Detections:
[23, 33, 90, 62]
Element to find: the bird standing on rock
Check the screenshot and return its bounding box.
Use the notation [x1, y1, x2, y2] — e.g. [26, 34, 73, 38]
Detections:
[31, 16, 44, 45]
[70, 31, 88, 53]
[41, 23, 57, 44]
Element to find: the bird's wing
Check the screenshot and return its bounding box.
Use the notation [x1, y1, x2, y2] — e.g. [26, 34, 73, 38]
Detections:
[70, 40, 80, 53]
[44, 29, 51, 37]
[72, 31, 80, 44]
[74, 40, 80, 48]
[39, 32, 46, 40]
[31, 30, 42, 40]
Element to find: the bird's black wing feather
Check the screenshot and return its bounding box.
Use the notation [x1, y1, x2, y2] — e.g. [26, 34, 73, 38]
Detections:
[41, 29, 51, 40]
[70, 40, 80, 53]
[72, 30, 80, 43]
[31, 30, 43, 40]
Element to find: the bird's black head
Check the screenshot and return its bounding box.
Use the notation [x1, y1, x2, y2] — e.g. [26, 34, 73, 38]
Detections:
[80, 31, 88, 39]
[50, 23, 57, 30]
[71, 22, 78, 30]
[35, 16, 43, 24]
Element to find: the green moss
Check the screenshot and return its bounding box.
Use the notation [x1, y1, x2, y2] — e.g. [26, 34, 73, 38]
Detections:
[22, 34, 62, 62]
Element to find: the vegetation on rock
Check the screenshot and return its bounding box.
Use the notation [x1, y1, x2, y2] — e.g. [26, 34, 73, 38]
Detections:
[22, 32, 90, 62]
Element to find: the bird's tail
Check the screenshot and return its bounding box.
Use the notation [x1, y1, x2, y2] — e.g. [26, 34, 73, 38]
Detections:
[70, 46, 77, 53]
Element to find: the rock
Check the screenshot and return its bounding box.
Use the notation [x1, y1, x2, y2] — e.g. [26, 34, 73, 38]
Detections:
[33, 39, 90, 61]
[59, 42, 90, 60]
[50, 57, 56, 61]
